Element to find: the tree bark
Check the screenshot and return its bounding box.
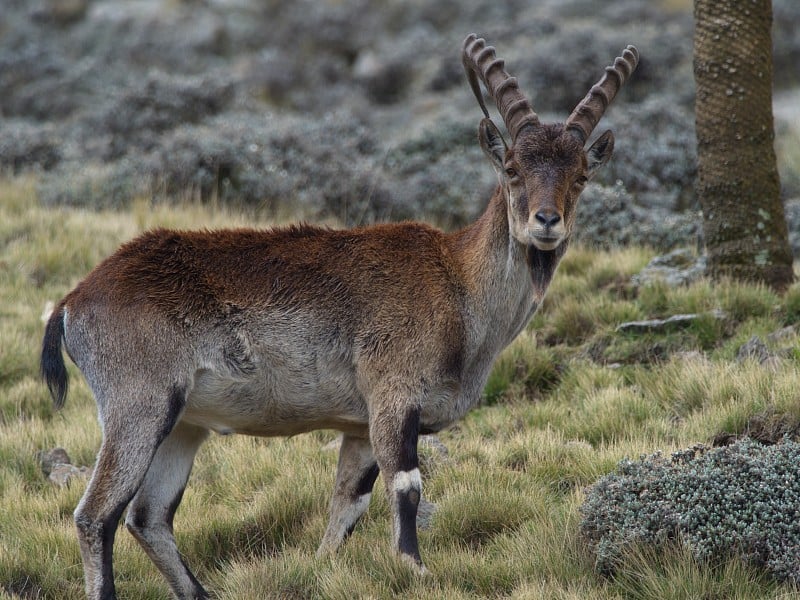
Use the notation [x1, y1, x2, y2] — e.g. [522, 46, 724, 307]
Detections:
[693, 0, 793, 290]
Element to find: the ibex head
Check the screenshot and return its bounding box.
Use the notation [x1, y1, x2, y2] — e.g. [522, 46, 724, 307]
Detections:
[463, 34, 639, 252]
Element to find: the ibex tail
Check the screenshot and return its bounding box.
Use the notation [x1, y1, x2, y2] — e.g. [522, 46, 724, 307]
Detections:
[41, 302, 69, 409]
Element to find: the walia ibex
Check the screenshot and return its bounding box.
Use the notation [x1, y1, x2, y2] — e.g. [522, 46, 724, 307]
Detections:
[41, 35, 638, 598]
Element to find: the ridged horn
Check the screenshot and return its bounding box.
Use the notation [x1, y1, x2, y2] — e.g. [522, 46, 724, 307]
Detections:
[565, 45, 639, 143]
[462, 33, 540, 142]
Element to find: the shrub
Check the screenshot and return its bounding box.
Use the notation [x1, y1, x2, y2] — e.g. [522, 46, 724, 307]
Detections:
[580, 438, 800, 584]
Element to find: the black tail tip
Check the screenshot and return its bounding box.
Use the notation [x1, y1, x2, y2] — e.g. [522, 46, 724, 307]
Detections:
[41, 305, 69, 410]
[41, 350, 69, 410]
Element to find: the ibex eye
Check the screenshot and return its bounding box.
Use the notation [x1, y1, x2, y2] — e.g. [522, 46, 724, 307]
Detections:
[505, 168, 517, 178]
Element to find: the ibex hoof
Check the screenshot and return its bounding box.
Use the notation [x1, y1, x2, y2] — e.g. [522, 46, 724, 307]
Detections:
[400, 554, 430, 576]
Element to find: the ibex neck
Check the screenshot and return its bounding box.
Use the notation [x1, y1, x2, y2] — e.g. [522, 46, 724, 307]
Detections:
[449, 189, 567, 296]
[446, 187, 568, 341]
[447, 189, 514, 292]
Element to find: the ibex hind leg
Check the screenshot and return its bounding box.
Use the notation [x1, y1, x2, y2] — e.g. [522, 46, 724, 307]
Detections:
[74, 384, 187, 600]
[317, 434, 379, 556]
[125, 422, 209, 599]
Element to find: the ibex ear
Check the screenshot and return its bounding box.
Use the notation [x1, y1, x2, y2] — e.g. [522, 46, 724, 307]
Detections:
[478, 118, 507, 172]
[586, 130, 615, 180]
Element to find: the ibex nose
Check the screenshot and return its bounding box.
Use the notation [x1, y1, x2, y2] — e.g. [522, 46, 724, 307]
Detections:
[534, 210, 561, 228]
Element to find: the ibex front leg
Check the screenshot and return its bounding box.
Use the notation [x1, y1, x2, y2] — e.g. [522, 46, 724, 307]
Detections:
[370, 402, 425, 570]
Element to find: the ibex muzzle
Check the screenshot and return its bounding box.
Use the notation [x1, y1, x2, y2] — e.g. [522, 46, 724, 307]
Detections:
[41, 35, 637, 599]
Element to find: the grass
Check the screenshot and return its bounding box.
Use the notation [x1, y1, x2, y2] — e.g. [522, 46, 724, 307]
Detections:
[2, 175, 800, 599]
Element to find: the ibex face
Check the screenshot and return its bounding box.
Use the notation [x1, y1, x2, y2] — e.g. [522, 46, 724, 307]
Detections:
[463, 35, 638, 251]
[478, 120, 614, 251]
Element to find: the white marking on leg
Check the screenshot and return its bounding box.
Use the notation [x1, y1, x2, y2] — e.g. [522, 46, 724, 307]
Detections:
[391, 469, 422, 550]
[391, 468, 421, 494]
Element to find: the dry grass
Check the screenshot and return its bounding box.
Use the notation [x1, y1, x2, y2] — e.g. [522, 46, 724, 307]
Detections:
[2, 176, 800, 599]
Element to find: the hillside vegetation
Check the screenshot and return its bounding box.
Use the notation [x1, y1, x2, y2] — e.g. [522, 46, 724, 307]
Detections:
[3, 0, 800, 252]
[2, 177, 800, 599]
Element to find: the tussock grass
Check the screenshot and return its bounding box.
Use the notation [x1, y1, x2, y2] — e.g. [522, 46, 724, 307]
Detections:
[482, 332, 563, 404]
[609, 543, 783, 600]
[784, 282, 800, 324]
[2, 175, 800, 598]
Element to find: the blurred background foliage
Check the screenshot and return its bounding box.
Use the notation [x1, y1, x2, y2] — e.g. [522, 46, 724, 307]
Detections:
[0, 0, 798, 253]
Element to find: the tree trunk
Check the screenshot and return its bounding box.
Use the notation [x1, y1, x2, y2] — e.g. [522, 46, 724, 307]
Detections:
[693, 0, 794, 290]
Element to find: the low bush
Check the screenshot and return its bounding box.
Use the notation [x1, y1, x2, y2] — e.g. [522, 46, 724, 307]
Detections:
[581, 438, 800, 584]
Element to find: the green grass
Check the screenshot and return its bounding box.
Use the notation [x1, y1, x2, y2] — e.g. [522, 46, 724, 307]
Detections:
[2, 176, 800, 598]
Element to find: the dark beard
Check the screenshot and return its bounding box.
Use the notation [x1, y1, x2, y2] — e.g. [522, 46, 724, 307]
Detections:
[526, 239, 569, 297]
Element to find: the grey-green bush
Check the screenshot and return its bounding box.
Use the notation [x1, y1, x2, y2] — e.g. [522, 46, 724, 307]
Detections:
[580, 438, 800, 584]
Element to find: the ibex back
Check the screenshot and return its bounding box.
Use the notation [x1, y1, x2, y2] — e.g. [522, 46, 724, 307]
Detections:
[41, 35, 638, 599]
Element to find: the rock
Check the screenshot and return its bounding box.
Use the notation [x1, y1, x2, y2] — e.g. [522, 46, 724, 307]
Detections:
[644, 247, 698, 268]
[419, 434, 449, 456]
[616, 313, 704, 334]
[39, 447, 71, 475]
[616, 310, 726, 335]
[734, 335, 784, 370]
[761, 356, 785, 372]
[735, 335, 772, 365]
[418, 434, 450, 476]
[767, 325, 796, 344]
[631, 248, 707, 288]
[416, 497, 437, 529]
[39, 446, 93, 487]
[48, 464, 92, 488]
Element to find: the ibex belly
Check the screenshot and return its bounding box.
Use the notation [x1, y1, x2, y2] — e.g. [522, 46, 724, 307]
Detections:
[183, 369, 466, 438]
[183, 337, 369, 436]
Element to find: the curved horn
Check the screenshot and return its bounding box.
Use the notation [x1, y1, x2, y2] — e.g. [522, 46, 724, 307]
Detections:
[462, 33, 540, 141]
[565, 45, 639, 143]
